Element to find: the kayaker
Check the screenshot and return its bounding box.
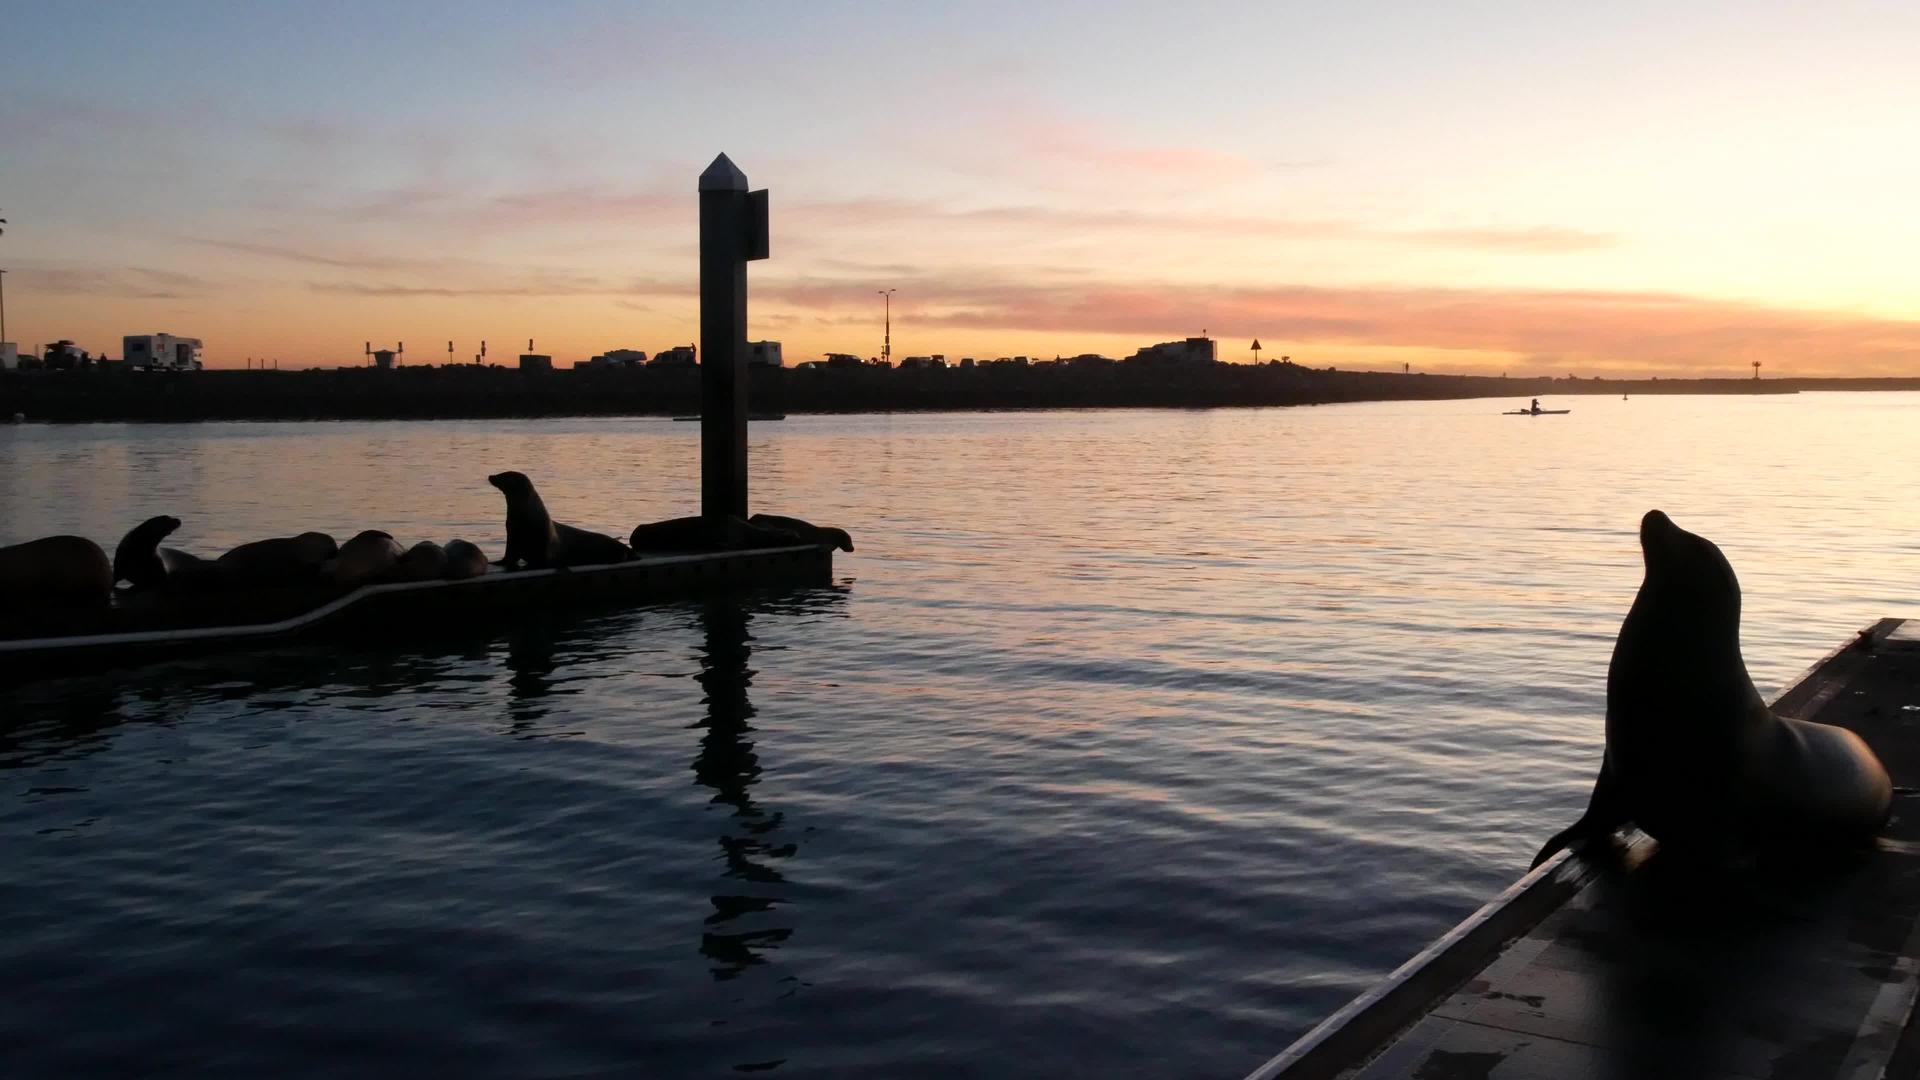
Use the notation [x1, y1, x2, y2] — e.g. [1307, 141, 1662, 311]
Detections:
[1529, 398, 1541, 415]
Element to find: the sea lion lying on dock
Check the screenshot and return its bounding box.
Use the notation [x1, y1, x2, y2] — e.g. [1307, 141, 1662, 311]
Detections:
[443, 539, 489, 580]
[748, 513, 854, 552]
[113, 515, 215, 590]
[331, 530, 404, 587]
[628, 514, 808, 554]
[1531, 510, 1892, 868]
[487, 471, 632, 569]
[0, 535, 114, 610]
[389, 540, 448, 582]
[216, 532, 338, 589]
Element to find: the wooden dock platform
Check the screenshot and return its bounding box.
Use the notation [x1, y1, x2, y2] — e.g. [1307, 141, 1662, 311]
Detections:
[0, 544, 831, 681]
[1247, 617, 1920, 1080]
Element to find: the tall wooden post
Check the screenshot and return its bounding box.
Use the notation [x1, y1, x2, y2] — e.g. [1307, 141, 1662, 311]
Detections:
[699, 153, 769, 522]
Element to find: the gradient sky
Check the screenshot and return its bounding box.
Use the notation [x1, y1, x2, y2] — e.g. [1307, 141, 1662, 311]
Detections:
[3, 2, 1919, 375]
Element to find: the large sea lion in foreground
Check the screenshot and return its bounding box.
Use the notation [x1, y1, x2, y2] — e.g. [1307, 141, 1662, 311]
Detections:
[1531, 510, 1891, 868]
[216, 532, 338, 588]
[442, 539, 489, 580]
[748, 513, 854, 552]
[331, 530, 404, 587]
[113, 515, 214, 590]
[628, 514, 805, 554]
[487, 471, 631, 569]
[0, 535, 114, 610]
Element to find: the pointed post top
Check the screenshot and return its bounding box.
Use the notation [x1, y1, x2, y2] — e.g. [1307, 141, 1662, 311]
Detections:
[699, 153, 748, 192]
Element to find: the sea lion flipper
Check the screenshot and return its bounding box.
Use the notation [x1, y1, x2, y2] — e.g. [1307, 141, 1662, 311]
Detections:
[1530, 754, 1629, 869]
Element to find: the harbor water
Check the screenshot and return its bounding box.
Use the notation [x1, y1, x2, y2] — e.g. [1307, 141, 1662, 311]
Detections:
[4, 393, 1919, 1078]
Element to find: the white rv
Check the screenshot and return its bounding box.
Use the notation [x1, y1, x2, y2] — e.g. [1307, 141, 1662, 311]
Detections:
[124, 334, 204, 371]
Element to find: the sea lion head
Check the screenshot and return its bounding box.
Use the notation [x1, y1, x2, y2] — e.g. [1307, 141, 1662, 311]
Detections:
[488, 471, 532, 495]
[347, 529, 394, 544]
[1629, 509, 1745, 663]
[821, 527, 854, 553]
[113, 515, 183, 586]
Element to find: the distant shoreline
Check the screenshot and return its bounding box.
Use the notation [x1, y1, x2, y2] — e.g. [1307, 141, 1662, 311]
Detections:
[3, 365, 1916, 424]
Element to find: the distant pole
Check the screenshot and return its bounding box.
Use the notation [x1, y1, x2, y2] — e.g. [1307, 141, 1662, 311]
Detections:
[878, 288, 895, 365]
[0, 268, 8, 345]
[1251, 338, 1261, 364]
[448, 340, 453, 365]
[1753, 361, 1761, 380]
[700, 152, 769, 522]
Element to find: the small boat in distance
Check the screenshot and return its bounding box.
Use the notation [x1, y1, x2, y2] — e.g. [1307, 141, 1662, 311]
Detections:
[1503, 409, 1571, 415]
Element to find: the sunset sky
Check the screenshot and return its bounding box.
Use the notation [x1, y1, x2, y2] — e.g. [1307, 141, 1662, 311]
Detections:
[4, 3, 1919, 375]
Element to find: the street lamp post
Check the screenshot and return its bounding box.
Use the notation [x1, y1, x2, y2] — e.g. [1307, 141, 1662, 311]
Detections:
[0, 268, 8, 347]
[878, 288, 895, 365]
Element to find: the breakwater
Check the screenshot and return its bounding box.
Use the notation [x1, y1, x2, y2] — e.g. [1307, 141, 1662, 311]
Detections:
[2, 363, 1891, 423]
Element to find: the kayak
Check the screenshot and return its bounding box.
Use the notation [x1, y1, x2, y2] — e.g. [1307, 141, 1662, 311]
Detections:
[1503, 409, 1570, 415]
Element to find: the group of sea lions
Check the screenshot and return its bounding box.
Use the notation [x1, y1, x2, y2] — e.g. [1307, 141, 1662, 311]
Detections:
[109, 518, 494, 596]
[0, 470, 853, 616]
[489, 470, 852, 568]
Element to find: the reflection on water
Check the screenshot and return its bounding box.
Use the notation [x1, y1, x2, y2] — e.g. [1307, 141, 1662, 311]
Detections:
[693, 600, 798, 983]
[2, 399, 1919, 1078]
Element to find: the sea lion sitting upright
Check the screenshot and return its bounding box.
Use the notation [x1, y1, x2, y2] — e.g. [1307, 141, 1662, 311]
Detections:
[0, 535, 114, 610]
[331, 530, 405, 588]
[390, 540, 448, 583]
[748, 513, 854, 552]
[442, 539, 490, 580]
[113, 515, 215, 590]
[216, 532, 338, 589]
[487, 471, 631, 569]
[1531, 510, 1891, 868]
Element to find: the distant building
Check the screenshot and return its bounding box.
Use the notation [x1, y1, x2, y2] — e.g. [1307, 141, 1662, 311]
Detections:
[372, 349, 398, 370]
[899, 355, 948, 370]
[43, 340, 92, 371]
[959, 357, 975, 368]
[1066, 353, 1117, 368]
[594, 348, 648, 367]
[823, 353, 865, 369]
[0, 343, 17, 370]
[648, 345, 697, 368]
[1125, 337, 1217, 366]
[519, 353, 553, 373]
[748, 340, 783, 368]
[124, 333, 204, 371]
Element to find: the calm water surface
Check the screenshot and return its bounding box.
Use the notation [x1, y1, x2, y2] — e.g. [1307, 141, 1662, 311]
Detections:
[3, 394, 1918, 1078]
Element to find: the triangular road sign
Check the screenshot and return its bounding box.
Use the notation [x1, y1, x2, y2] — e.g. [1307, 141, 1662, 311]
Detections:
[1250, 339, 1262, 350]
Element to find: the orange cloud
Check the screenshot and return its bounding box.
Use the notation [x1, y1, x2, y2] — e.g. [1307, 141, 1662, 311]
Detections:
[746, 272, 1920, 376]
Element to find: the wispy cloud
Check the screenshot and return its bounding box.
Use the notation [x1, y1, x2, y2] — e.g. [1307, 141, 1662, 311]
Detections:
[194, 236, 450, 272]
[24, 267, 213, 300]
[1397, 225, 1618, 253]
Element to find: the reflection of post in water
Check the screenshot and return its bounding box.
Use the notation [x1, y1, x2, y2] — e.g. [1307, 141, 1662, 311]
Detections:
[693, 599, 795, 980]
[504, 622, 557, 732]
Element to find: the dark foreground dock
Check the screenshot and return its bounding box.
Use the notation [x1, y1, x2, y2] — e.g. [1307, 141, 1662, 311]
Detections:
[1248, 618, 1920, 1080]
[0, 545, 831, 681]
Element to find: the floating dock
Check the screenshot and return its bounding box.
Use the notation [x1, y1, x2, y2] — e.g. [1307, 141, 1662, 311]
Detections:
[1247, 617, 1920, 1080]
[0, 545, 831, 681]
